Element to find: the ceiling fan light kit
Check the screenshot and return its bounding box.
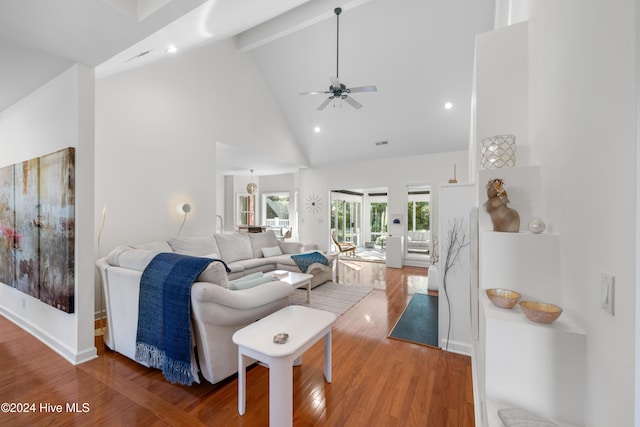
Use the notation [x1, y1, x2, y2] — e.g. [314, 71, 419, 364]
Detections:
[299, 6, 377, 110]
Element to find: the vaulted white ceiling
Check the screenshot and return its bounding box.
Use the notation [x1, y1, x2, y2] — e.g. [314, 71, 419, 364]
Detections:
[0, 0, 494, 173]
[244, 0, 494, 168]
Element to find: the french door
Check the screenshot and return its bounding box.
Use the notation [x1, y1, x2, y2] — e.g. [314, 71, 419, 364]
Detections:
[330, 192, 362, 247]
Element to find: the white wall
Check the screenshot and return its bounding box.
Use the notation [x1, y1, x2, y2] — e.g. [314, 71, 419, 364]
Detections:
[0, 64, 96, 364]
[215, 174, 225, 232]
[95, 37, 302, 254]
[636, 0, 640, 420]
[297, 151, 468, 253]
[502, 1, 636, 425]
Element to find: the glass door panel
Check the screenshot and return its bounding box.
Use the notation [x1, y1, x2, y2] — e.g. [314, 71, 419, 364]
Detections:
[330, 192, 362, 249]
[406, 185, 431, 262]
[370, 201, 387, 248]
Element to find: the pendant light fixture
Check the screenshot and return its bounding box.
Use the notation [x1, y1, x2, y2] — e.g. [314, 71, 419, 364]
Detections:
[246, 169, 257, 195]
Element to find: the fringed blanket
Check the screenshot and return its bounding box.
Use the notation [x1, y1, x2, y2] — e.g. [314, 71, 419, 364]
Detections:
[135, 252, 222, 385]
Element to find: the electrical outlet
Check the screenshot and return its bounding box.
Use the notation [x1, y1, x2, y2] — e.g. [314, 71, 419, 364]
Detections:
[601, 273, 615, 315]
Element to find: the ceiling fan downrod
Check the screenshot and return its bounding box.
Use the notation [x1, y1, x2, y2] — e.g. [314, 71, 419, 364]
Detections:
[298, 5, 376, 110]
[335, 7, 341, 80]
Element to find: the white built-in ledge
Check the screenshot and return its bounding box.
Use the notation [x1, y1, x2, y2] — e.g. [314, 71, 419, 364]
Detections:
[480, 293, 586, 426]
[481, 293, 585, 336]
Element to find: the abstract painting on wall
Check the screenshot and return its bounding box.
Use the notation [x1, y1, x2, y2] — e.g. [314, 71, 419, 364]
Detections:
[0, 164, 16, 287]
[0, 147, 75, 313]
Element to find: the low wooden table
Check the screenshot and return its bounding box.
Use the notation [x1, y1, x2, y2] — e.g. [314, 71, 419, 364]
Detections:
[232, 306, 336, 427]
[270, 270, 313, 303]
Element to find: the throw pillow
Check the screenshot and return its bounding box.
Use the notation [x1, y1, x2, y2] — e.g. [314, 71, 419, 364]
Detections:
[229, 272, 263, 284]
[262, 246, 283, 258]
[234, 272, 264, 282]
[290, 251, 329, 273]
[229, 275, 273, 290]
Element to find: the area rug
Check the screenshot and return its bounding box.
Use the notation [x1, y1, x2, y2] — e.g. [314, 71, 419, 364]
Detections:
[288, 282, 372, 317]
[388, 293, 438, 348]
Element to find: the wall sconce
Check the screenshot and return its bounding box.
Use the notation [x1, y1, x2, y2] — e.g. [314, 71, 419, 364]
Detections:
[393, 218, 401, 225]
[177, 202, 191, 237]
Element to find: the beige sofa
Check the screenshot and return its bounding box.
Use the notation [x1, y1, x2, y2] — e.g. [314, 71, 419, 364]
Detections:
[96, 231, 336, 385]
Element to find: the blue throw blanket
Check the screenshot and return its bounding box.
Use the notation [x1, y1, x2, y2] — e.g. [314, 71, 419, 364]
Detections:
[135, 253, 227, 385]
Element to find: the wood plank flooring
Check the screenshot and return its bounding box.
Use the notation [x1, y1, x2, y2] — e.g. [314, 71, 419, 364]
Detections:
[0, 262, 474, 426]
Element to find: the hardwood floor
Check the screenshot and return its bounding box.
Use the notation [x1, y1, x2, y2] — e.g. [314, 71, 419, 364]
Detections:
[0, 262, 474, 426]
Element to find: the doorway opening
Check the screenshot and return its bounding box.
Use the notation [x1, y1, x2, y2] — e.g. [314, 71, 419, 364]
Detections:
[405, 184, 431, 265]
[330, 187, 388, 262]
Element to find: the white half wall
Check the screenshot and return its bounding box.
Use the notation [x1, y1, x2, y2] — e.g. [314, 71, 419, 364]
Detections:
[0, 64, 97, 364]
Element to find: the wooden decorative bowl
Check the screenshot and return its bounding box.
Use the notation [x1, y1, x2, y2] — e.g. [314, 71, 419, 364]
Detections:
[486, 288, 521, 309]
[519, 301, 563, 324]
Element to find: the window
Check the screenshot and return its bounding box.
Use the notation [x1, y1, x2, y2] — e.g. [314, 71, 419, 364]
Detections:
[407, 198, 430, 232]
[369, 197, 388, 247]
[330, 191, 362, 246]
[236, 194, 255, 226]
[262, 192, 290, 229]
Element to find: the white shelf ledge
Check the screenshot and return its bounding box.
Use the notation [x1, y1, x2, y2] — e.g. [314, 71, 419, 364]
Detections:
[479, 293, 586, 425]
[480, 293, 585, 336]
[486, 399, 581, 427]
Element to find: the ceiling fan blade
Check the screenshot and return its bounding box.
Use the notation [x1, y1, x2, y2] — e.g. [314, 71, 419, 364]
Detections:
[348, 85, 377, 93]
[317, 97, 333, 110]
[300, 90, 329, 95]
[343, 95, 363, 109]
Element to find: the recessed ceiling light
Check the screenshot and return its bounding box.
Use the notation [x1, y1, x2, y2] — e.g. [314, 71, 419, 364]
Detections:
[166, 44, 177, 53]
[444, 102, 453, 110]
[314, 126, 321, 133]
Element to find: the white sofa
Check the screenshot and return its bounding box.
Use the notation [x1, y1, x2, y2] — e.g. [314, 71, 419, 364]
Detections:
[171, 230, 337, 288]
[96, 231, 337, 385]
[407, 230, 430, 252]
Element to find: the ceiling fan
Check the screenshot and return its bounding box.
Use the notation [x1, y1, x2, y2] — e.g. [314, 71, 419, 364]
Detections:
[299, 7, 377, 110]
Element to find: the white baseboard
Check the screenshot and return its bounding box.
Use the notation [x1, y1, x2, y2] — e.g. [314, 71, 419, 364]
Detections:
[0, 306, 97, 365]
[439, 338, 472, 356]
[403, 258, 430, 267]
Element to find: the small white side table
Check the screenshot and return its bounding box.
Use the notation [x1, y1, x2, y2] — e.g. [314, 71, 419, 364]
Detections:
[232, 305, 336, 427]
[270, 270, 313, 303]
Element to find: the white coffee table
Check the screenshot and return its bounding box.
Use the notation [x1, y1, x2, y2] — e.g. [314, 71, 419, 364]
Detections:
[232, 305, 336, 427]
[270, 270, 313, 303]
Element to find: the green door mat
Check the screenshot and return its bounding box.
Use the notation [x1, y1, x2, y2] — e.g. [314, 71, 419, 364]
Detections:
[388, 293, 439, 348]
